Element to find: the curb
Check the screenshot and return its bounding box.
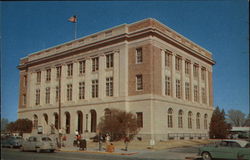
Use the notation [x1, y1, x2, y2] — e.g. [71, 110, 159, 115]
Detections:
[58, 149, 138, 155]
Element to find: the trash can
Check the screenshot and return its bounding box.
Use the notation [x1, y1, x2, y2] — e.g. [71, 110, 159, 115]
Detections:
[79, 139, 87, 150]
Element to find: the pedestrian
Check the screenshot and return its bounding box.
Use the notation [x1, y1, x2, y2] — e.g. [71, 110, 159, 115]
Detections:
[124, 136, 130, 151]
[74, 130, 79, 147]
[105, 133, 111, 145]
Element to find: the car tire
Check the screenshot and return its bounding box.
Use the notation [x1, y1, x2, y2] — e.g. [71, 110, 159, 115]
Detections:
[50, 149, 55, 153]
[202, 152, 212, 160]
[36, 148, 41, 153]
[20, 146, 24, 152]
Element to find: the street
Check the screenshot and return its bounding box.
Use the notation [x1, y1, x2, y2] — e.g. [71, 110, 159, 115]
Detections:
[1, 147, 201, 160]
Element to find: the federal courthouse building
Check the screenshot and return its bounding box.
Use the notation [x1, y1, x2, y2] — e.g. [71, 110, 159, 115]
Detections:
[18, 18, 215, 141]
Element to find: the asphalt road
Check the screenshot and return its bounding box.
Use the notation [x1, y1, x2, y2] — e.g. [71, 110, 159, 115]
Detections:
[1, 147, 201, 160]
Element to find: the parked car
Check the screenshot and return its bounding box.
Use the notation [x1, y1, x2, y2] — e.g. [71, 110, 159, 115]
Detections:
[1, 136, 23, 148]
[198, 139, 250, 160]
[20, 136, 56, 153]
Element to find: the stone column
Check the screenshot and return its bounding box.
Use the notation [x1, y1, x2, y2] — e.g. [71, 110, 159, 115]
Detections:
[198, 65, 202, 103]
[171, 54, 176, 98]
[113, 50, 119, 97]
[99, 54, 105, 99]
[72, 61, 78, 102]
[181, 58, 185, 100]
[40, 70, 45, 106]
[205, 69, 209, 105]
[51, 67, 56, 106]
[161, 50, 165, 95]
[60, 64, 66, 103]
[190, 62, 194, 102]
[85, 57, 91, 100]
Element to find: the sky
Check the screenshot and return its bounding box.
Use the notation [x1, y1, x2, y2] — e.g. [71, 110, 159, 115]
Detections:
[1, 1, 249, 122]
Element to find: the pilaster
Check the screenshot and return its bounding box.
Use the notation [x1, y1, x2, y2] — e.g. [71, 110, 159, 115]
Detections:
[190, 62, 194, 102]
[171, 53, 176, 98]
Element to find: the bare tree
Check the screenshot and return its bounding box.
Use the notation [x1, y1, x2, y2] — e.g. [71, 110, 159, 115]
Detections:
[227, 109, 246, 127]
[98, 109, 140, 141]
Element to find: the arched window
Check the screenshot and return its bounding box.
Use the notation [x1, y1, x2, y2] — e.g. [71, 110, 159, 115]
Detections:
[188, 111, 192, 129]
[43, 113, 48, 125]
[54, 113, 59, 129]
[33, 115, 38, 129]
[77, 111, 83, 134]
[90, 110, 97, 132]
[168, 108, 173, 128]
[178, 110, 183, 128]
[204, 114, 208, 129]
[65, 112, 70, 134]
[104, 108, 111, 118]
[196, 113, 200, 129]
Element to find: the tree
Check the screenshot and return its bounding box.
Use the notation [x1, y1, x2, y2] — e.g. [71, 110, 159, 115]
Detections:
[227, 109, 246, 127]
[98, 109, 140, 141]
[6, 118, 32, 135]
[244, 114, 250, 127]
[209, 107, 231, 139]
[1, 118, 9, 132]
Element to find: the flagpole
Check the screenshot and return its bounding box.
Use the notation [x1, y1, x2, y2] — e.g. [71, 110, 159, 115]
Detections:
[74, 21, 77, 39]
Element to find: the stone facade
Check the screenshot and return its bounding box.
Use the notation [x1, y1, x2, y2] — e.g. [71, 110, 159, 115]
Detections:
[17, 18, 215, 141]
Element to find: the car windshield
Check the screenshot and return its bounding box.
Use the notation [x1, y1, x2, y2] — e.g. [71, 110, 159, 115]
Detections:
[41, 137, 52, 141]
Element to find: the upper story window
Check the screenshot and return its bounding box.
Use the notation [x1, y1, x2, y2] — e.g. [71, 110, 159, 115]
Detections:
[24, 75, 27, 87]
[176, 79, 181, 99]
[202, 87, 206, 104]
[56, 66, 62, 79]
[185, 82, 190, 100]
[193, 64, 199, 78]
[106, 77, 113, 97]
[92, 79, 98, 98]
[67, 84, 73, 101]
[165, 76, 171, 96]
[79, 82, 85, 100]
[23, 94, 26, 105]
[185, 61, 190, 74]
[36, 71, 41, 83]
[67, 63, 73, 77]
[92, 57, 99, 72]
[165, 50, 171, 67]
[56, 86, 60, 102]
[201, 68, 206, 81]
[106, 53, 114, 68]
[175, 56, 181, 71]
[35, 89, 40, 105]
[136, 74, 143, 91]
[45, 87, 50, 104]
[46, 68, 51, 82]
[79, 60, 85, 74]
[136, 48, 143, 64]
[194, 85, 199, 102]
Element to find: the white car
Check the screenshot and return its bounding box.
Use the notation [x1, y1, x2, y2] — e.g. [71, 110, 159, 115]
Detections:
[21, 136, 56, 153]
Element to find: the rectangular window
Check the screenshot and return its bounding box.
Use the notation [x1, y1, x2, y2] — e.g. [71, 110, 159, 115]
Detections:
[37, 71, 41, 83]
[136, 74, 143, 91]
[45, 87, 50, 104]
[175, 56, 181, 71]
[106, 77, 113, 96]
[92, 57, 99, 72]
[136, 112, 143, 128]
[56, 66, 62, 79]
[23, 94, 26, 105]
[185, 61, 190, 74]
[106, 53, 114, 68]
[185, 82, 190, 100]
[201, 68, 206, 81]
[202, 87, 206, 104]
[165, 76, 171, 96]
[56, 86, 59, 102]
[136, 48, 143, 64]
[24, 75, 27, 87]
[194, 85, 199, 102]
[79, 82, 85, 100]
[176, 79, 181, 99]
[35, 89, 40, 105]
[46, 69, 51, 81]
[165, 51, 171, 67]
[92, 80, 98, 98]
[79, 60, 85, 74]
[67, 63, 73, 77]
[67, 84, 72, 101]
[193, 65, 198, 78]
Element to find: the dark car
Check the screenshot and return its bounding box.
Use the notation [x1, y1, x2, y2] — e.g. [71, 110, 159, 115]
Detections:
[1, 136, 23, 148]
